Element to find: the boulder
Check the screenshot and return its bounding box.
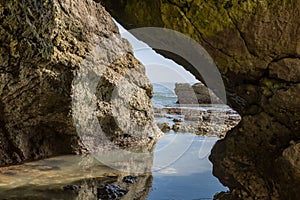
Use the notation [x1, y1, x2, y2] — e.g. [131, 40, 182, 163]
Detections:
[157, 122, 171, 132]
[175, 82, 223, 104]
[0, 0, 162, 166]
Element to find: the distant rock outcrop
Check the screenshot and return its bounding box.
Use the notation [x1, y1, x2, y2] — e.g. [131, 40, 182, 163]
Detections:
[175, 83, 223, 104]
[154, 106, 240, 138]
[0, 0, 162, 166]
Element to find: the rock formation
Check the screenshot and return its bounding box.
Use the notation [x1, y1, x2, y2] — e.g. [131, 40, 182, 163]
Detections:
[154, 106, 240, 138]
[175, 82, 223, 104]
[102, 1, 300, 199]
[0, 0, 162, 167]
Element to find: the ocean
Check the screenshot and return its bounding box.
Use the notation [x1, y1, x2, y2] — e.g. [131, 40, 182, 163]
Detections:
[152, 82, 178, 107]
[149, 82, 228, 199]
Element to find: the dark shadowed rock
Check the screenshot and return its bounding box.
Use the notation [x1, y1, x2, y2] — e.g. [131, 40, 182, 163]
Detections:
[97, 184, 128, 200]
[101, 0, 300, 199]
[0, 0, 162, 167]
[122, 175, 137, 184]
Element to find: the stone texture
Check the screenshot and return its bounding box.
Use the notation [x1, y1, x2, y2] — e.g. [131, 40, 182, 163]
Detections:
[175, 82, 223, 104]
[154, 106, 240, 137]
[0, 0, 162, 167]
[102, 0, 300, 199]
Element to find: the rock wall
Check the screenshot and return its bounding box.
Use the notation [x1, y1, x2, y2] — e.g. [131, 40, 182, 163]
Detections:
[0, 0, 161, 166]
[102, 0, 300, 199]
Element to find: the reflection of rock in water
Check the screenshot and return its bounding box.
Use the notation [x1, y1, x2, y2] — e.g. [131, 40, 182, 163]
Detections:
[0, 175, 153, 200]
[73, 174, 153, 200]
[0, 155, 153, 200]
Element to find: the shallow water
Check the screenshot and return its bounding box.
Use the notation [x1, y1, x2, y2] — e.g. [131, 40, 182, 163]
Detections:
[0, 82, 229, 199]
[0, 133, 226, 199]
[149, 133, 227, 200]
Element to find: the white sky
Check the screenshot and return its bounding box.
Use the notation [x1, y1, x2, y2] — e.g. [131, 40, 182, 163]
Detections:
[114, 20, 198, 83]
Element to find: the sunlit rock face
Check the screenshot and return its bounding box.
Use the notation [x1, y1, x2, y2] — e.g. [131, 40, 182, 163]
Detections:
[102, 0, 300, 199]
[0, 0, 162, 167]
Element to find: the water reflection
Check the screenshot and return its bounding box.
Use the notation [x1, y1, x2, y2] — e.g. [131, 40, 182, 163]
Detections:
[0, 134, 226, 199]
[0, 154, 153, 199]
[149, 133, 227, 200]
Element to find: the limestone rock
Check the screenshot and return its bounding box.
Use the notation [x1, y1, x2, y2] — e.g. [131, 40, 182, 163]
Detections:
[157, 122, 171, 132]
[175, 82, 223, 104]
[282, 141, 300, 174]
[0, 0, 162, 166]
[154, 106, 240, 137]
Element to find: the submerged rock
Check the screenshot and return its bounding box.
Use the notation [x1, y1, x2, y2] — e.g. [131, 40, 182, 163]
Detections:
[97, 184, 128, 200]
[122, 175, 137, 184]
[0, 0, 162, 167]
[0, 155, 153, 199]
[154, 106, 240, 137]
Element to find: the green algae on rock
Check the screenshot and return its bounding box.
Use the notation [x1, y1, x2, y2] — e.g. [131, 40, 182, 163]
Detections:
[0, 0, 162, 167]
[102, 0, 300, 199]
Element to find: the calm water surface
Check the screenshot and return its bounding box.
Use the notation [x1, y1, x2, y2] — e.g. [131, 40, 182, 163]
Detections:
[0, 82, 228, 199]
[149, 133, 227, 200]
[0, 133, 226, 199]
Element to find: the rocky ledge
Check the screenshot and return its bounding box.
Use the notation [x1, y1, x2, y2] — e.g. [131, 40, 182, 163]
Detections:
[155, 106, 240, 138]
[0, 0, 162, 167]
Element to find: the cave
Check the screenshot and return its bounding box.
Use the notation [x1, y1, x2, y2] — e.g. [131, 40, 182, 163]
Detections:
[0, 0, 299, 199]
[101, 0, 300, 199]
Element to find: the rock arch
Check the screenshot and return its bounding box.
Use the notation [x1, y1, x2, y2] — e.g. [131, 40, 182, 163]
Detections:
[102, 0, 300, 199]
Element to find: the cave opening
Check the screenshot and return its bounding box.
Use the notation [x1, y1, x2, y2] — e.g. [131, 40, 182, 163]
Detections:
[115, 20, 241, 199]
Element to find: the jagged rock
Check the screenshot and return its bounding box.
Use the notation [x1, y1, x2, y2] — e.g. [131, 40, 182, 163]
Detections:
[172, 122, 198, 134]
[175, 83, 223, 104]
[155, 106, 240, 137]
[101, 1, 300, 199]
[282, 142, 300, 174]
[157, 122, 171, 132]
[213, 191, 234, 200]
[0, 0, 162, 167]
